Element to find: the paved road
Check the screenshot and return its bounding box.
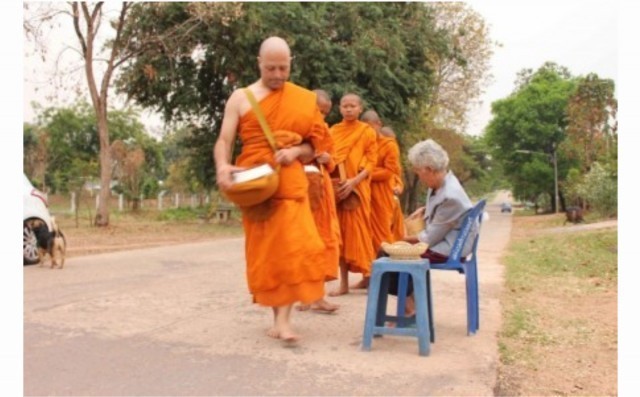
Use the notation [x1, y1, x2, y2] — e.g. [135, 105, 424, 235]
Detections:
[24, 194, 512, 396]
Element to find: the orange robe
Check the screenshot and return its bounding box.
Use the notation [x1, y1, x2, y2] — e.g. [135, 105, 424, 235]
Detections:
[390, 139, 406, 241]
[370, 135, 402, 252]
[330, 120, 377, 276]
[391, 175, 406, 241]
[307, 123, 341, 281]
[236, 82, 327, 307]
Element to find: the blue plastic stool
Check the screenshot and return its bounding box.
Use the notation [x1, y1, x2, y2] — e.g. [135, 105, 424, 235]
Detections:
[362, 257, 433, 356]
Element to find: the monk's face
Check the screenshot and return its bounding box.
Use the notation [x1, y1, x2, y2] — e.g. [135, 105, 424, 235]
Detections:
[317, 98, 332, 119]
[339, 95, 362, 121]
[258, 50, 291, 90]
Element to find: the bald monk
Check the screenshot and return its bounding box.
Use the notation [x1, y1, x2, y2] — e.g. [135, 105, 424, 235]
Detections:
[297, 89, 341, 313]
[328, 93, 377, 296]
[381, 126, 406, 241]
[214, 36, 328, 343]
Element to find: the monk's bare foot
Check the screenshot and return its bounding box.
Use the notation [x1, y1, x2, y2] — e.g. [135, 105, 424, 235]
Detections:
[328, 287, 349, 297]
[310, 299, 339, 314]
[296, 304, 311, 312]
[350, 278, 369, 289]
[267, 327, 280, 339]
[278, 328, 300, 344]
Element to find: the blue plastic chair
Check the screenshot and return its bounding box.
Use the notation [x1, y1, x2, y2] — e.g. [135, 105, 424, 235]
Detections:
[428, 199, 486, 336]
[361, 257, 433, 356]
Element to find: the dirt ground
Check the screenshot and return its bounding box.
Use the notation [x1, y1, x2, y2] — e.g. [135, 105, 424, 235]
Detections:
[495, 213, 618, 396]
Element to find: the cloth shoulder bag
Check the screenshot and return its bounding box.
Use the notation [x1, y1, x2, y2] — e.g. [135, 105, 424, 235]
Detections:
[222, 89, 280, 220]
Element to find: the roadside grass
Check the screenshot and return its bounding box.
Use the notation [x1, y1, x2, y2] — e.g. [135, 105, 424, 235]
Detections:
[496, 216, 617, 396]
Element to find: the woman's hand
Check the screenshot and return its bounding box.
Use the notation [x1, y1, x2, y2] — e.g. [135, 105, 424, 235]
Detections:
[409, 206, 426, 219]
[403, 235, 420, 244]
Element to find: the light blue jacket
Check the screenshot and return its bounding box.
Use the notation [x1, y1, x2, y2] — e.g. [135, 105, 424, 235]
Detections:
[417, 171, 478, 257]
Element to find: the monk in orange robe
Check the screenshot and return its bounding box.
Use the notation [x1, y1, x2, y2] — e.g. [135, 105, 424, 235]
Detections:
[328, 93, 377, 296]
[362, 110, 401, 252]
[381, 126, 406, 241]
[297, 89, 341, 313]
[214, 37, 328, 343]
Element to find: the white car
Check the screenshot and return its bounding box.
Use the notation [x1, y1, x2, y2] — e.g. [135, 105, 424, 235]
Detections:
[23, 174, 53, 265]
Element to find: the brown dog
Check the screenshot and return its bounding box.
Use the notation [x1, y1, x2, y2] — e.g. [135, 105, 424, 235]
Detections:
[39, 216, 67, 269]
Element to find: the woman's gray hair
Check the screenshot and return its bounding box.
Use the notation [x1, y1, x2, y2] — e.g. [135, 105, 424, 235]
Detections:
[407, 139, 449, 171]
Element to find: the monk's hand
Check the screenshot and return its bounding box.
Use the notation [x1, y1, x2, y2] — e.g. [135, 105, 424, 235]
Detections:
[393, 185, 403, 195]
[275, 147, 301, 165]
[216, 163, 245, 190]
[315, 152, 331, 164]
[337, 178, 357, 200]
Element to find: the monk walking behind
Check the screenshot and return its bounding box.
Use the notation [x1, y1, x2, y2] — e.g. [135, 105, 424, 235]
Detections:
[352, 110, 402, 290]
[214, 37, 329, 343]
[328, 93, 377, 296]
[381, 126, 406, 242]
[297, 89, 341, 314]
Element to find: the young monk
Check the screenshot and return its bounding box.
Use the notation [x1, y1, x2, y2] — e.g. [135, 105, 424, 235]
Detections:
[347, 110, 403, 290]
[381, 126, 406, 241]
[328, 93, 377, 296]
[297, 89, 341, 313]
[214, 36, 328, 343]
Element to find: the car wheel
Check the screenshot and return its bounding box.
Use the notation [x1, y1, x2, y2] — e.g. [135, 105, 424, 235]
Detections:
[23, 221, 42, 265]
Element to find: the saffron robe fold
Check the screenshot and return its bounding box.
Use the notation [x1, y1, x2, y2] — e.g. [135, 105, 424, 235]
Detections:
[307, 122, 341, 281]
[370, 135, 402, 251]
[329, 120, 377, 275]
[236, 82, 327, 306]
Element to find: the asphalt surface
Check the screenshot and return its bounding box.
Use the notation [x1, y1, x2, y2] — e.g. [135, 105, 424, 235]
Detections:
[24, 193, 513, 396]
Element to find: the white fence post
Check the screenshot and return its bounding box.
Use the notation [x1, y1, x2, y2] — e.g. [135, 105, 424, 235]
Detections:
[158, 191, 165, 210]
[175, 193, 180, 208]
[70, 192, 76, 213]
[139, 194, 144, 208]
[95, 195, 99, 210]
[118, 194, 124, 211]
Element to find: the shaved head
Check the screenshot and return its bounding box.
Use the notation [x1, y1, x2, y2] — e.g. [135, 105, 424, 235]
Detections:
[361, 110, 381, 124]
[340, 92, 362, 106]
[313, 89, 331, 103]
[380, 126, 396, 138]
[258, 36, 291, 58]
[313, 89, 332, 118]
[257, 36, 292, 90]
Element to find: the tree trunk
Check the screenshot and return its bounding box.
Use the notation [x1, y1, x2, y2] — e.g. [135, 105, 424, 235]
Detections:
[94, 109, 112, 226]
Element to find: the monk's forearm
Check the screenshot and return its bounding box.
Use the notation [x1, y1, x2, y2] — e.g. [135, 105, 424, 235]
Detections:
[214, 138, 231, 168]
[297, 142, 315, 163]
[372, 168, 393, 182]
[353, 169, 369, 185]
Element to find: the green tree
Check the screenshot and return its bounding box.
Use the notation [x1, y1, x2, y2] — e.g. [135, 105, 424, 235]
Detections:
[564, 73, 617, 173]
[485, 62, 576, 212]
[116, 2, 447, 191]
[31, 102, 165, 198]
